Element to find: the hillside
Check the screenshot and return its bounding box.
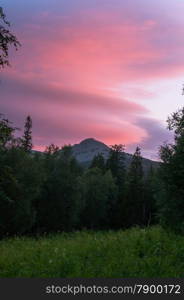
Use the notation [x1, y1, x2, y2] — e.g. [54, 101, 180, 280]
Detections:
[72, 138, 159, 171]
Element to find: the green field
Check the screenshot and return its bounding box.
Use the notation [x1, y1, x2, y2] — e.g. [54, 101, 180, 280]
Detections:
[0, 226, 184, 277]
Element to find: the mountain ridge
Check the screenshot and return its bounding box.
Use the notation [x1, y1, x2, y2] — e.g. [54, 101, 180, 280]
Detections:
[71, 138, 159, 171]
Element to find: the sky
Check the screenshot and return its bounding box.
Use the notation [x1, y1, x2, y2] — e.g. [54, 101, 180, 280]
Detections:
[1, 0, 184, 159]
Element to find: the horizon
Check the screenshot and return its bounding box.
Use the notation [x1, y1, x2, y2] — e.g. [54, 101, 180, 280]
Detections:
[32, 136, 159, 162]
[1, 0, 184, 159]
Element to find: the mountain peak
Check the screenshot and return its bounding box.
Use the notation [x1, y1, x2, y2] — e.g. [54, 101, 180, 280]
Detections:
[80, 138, 98, 144]
[71, 137, 158, 171]
[72, 138, 109, 163]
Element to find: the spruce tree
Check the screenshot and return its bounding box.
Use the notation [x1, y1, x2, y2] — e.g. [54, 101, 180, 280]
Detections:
[80, 167, 117, 229]
[37, 145, 82, 232]
[22, 115, 33, 152]
[124, 147, 145, 227]
[106, 144, 125, 190]
[106, 144, 126, 228]
[158, 107, 184, 233]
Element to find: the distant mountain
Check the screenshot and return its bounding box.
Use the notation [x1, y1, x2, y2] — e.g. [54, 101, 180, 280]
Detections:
[72, 138, 159, 172]
[72, 138, 109, 163]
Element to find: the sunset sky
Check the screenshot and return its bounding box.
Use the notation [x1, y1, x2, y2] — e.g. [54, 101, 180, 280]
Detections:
[1, 0, 184, 159]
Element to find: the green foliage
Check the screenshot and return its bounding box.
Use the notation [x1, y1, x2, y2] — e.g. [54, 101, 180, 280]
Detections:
[36, 145, 82, 232]
[123, 147, 145, 227]
[0, 114, 159, 235]
[80, 168, 117, 229]
[0, 115, 18, 149]
[90, 153, 106, 172]
[0, 167, 16, 235]
[0, 7, 20, 68]
[158, 107, 184, 233]
[144, 166, 158, 226]
[106, 144, 126, 198]
[0, 148, 43, 236]
[0, 227, 183, 277]
[1, 112, 175, 237]
[167, 107, 184, 137]
[106, 144, 125, 178]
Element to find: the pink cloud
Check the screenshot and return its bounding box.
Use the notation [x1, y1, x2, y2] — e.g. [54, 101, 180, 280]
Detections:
[1, 74, 148, 148]
[9, 8, 184, 96]
[2, 1, 184, 158]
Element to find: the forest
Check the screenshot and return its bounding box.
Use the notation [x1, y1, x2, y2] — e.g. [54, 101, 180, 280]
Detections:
[1, 3, 184, 279]
[0, 107, 184, 238]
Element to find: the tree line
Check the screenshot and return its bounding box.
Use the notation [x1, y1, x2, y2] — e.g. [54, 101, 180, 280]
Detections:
[0, 108, 184, 237]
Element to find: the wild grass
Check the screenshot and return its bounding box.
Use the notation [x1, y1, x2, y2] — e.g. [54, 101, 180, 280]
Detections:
[0, 226, 184, 277]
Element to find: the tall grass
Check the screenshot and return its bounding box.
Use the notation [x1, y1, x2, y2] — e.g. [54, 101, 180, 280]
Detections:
[0, 226, 184, 277]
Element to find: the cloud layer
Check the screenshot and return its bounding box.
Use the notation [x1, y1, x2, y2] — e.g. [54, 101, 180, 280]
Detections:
[1, 0, 183, 158]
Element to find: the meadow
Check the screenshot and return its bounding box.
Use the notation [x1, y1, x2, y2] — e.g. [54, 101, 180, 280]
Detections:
[0, 226, 184, 278]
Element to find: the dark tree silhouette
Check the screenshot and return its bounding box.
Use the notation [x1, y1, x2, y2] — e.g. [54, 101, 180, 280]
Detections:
[123, 147, 145, 227]
[0, 114, 18, 149]
[0, 7, 20, 68]
[158, 107, 184, 233]
[22, 115, 33, 152]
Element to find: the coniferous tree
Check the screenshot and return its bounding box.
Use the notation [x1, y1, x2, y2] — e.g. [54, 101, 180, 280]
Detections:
[22, 115, 33, 152]
[106, 144, 126, 228]
[90, 153, 106, 172]
[0, 165, 17, 235]
[80, 167, 117, 229]
[0, 147, 42, 236]
[123, 147, 145, 227]
[37, 145, 82, 232]
[158, 107, 184, 233]
[106, 144, 125, 192]
[144, 166, 157, 226]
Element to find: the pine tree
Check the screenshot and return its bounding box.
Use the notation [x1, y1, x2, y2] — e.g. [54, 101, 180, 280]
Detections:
[37, 145, 82, 232]
[158, 107, 184, 233]
[22, 115, 33, 152]
[123, 147, 145, 227]
[106, 144, 125, 191]
[80, 167, 117, 229]
[106, 144, 126, 228]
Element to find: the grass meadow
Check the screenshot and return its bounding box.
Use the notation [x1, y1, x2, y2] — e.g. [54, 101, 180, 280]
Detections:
[0, 226, 184, 277]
